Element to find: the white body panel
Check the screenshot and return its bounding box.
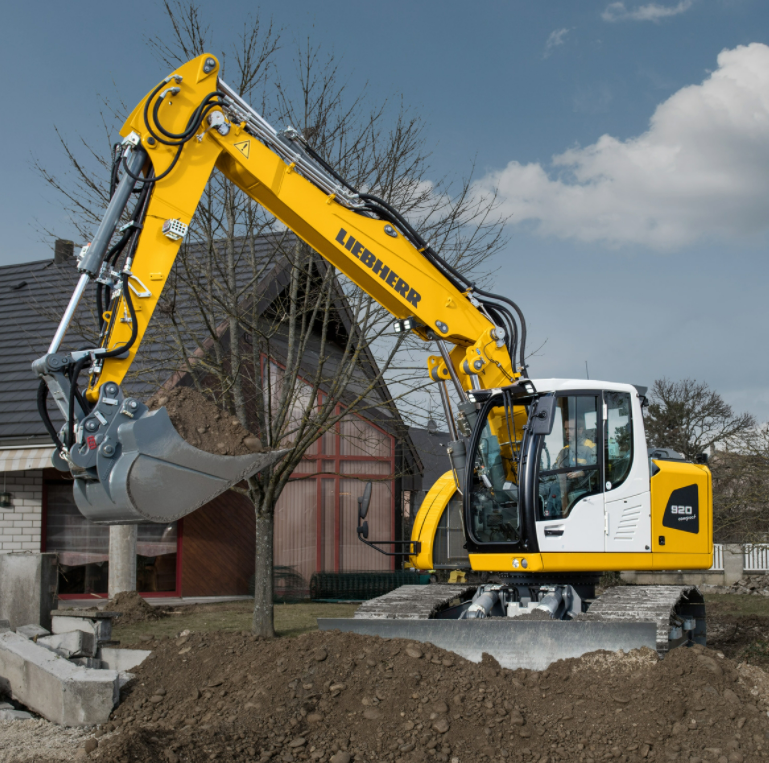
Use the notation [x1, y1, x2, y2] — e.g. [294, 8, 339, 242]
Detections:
[529, 379, 652, 556]
[536, 493, 604, 552]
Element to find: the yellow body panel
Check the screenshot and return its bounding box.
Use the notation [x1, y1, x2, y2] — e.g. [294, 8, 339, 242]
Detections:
[467, 552, 713, 573]
[650, 460, 712, 557]
[410, 472, 457, 570]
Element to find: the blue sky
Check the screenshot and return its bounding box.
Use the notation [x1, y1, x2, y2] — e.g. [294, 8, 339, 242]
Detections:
[4, 0, 769, 420]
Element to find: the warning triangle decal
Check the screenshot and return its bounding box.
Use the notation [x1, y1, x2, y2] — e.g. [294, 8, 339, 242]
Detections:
[234, 140, 250, 159]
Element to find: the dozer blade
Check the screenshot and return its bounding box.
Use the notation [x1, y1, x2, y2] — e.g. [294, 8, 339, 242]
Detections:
[317, 618, 658, 672]
[71, 402, 288, 524]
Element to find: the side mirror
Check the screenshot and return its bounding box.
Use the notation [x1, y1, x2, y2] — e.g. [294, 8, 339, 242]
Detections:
[358, 481, 372, 521]
[694, 453, 709, 465]
[528, 395, 557, 435]
[357, 520, 369, 539]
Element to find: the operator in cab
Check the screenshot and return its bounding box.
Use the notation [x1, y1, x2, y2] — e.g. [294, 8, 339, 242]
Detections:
[542, 419, 597, 519]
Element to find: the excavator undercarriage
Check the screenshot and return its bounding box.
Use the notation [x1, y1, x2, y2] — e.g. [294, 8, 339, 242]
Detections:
[320, 582, 706, 670]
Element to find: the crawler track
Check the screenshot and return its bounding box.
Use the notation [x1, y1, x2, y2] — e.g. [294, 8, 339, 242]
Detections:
[353, 584, 476, 620]
[577, 585, 706, 654]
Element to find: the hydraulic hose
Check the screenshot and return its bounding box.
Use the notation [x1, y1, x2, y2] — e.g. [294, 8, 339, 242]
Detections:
[66, 357, 89, 449]
[37, 381, 64, 452]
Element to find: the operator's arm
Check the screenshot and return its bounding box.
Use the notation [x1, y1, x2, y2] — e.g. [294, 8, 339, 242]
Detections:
[88, 54, 520, 402]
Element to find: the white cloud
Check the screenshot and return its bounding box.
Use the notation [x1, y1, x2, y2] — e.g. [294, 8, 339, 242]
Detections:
[602, 1, 693, 22]
[543, 28, 570, 59]
[474, 43, 769, 249]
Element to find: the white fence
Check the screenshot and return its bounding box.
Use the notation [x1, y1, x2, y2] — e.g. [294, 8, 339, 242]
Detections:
[744, 544, 769, 572]
[710, 543, 769, 572]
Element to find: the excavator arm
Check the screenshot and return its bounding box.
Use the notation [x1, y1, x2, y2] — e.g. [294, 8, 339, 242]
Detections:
[93, 55, 520, 400]
[34, 54, 528, 525]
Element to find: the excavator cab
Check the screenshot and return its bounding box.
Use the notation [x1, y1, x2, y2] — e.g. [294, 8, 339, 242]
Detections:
[461, 380, 649, 561]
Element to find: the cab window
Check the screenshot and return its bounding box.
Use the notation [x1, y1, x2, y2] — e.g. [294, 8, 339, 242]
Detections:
[605, 391, 633, 490]
[467, 402, 524, 544]
[537, 395, 601, 520]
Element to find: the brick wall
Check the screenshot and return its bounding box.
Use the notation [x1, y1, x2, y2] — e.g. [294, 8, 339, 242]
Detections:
[0, 470, 43, 552]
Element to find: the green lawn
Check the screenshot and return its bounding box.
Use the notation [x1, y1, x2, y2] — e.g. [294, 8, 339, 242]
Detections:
[704, 593, 769, 617]
[113, 601, 359, 646]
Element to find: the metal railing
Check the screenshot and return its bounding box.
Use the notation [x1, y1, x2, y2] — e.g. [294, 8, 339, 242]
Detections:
[710, 543, 724, 571]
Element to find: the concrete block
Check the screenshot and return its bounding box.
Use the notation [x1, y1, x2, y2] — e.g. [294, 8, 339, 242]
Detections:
[118, 672, 134, 690]
[16, 625, 51, 640]
[98, 647, 150, 672]
[0, 620, 10, 634]
[0, 631, 118, 726]
[37, 631, 96, 659]
[0, 709, 34, 720]
[723, 543, 744, 585]
[0, 553, 58, 631]
[51, 614, 113, 643]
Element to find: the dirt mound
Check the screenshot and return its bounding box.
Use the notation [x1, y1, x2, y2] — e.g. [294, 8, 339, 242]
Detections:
[147, 387, 262, 456]
[108, 591, 168, 626]
[92, 630, 769, 763]
[60, 591, 168, 627]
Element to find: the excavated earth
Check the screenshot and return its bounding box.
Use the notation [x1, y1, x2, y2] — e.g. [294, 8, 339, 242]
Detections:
[78, 630, 769, 763]
[147, 387, 262, 457]
[60, 591, 169, 628]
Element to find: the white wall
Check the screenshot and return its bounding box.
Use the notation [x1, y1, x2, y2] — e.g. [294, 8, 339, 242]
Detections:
[0, 470, 42, 552]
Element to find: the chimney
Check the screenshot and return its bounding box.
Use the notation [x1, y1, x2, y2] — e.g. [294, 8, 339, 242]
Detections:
[54, 239, 74, 264]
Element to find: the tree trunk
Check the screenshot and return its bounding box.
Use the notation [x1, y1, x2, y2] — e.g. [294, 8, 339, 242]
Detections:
[252, 505, 275, 637]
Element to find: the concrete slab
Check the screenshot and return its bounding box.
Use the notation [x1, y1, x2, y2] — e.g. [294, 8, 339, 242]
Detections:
[98, 647, 150, 672]
[51, 616, 112, 643]
[16, 625, 51, 640]
[57, 595, 252, 608]
[0, 631, 118, 726]
[0, 554, 58, 631]
[0, 709, 34, 721]
[37, 631, 96, 659]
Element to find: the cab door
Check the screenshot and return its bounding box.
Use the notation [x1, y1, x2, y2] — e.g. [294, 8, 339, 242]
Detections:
[603, 391, 652, 553]
[535, 394, 604, 553]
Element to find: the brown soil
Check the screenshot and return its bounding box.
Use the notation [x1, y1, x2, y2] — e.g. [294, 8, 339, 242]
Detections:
[109, 591, 169, 627]
[62, 591, 169, 628]
[147, 387, 263, 457]
[91, 630, 769, 763]
[708, 613, 769, 669]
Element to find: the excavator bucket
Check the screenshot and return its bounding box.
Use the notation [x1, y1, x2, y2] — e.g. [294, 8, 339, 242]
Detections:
[67, 387, 287, 524]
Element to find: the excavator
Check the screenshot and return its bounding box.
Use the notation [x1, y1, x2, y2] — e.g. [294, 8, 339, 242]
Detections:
[34, 54, 713, 669]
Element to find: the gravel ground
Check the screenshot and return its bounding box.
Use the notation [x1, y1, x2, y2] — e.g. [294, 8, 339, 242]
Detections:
[0, 717, 97, 762]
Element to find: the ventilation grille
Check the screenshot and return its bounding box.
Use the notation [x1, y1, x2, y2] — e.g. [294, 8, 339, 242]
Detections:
[613, 503, 642, 542]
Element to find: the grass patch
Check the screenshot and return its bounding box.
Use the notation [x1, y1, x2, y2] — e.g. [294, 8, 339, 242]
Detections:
[113, 601, 359, 646]
[704, 593, 769, 618]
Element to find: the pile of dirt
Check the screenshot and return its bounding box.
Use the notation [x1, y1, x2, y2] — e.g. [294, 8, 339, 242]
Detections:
[108, 591, 169, 627]
[147, 387, 263, 456]
[91, 630, 769, 763]
[62, 592, 168, 628]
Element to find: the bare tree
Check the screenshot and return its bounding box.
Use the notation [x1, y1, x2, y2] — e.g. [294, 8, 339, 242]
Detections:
[711, 426, 769, 543]
[644, 378, 755, 460]
[35, 2, 509, 636]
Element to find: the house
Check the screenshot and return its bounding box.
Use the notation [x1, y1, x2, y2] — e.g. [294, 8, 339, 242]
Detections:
[0, 238, 426, 599]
